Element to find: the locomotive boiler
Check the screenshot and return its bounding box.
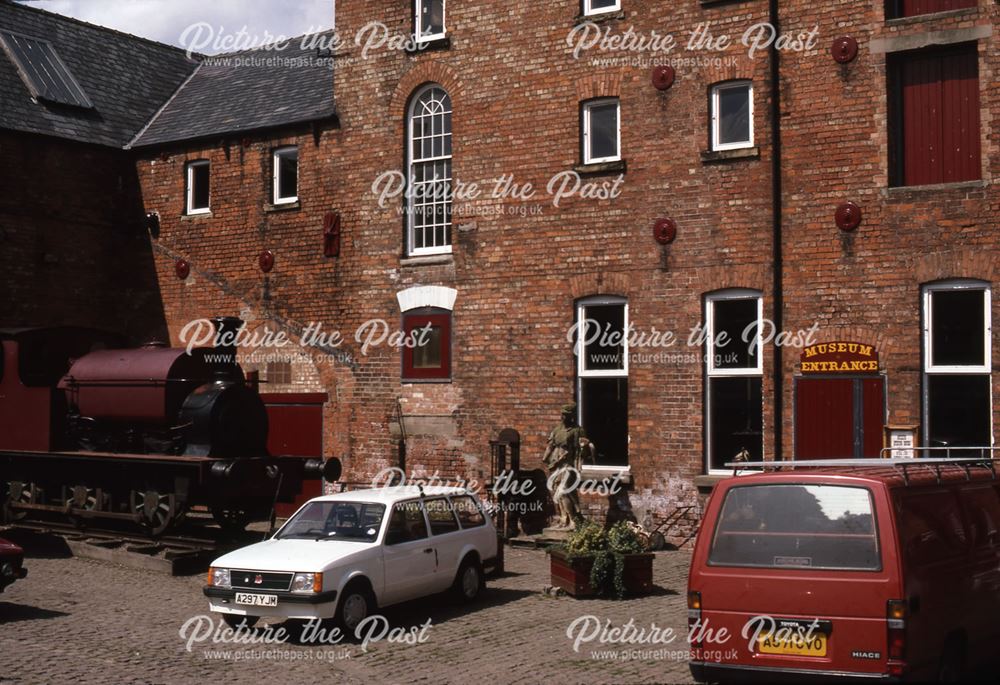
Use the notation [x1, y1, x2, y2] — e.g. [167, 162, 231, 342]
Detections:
[0, 317, 337, 535]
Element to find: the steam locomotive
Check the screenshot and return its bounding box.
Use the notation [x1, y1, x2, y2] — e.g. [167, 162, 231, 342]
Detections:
[0, 317, 337, 535]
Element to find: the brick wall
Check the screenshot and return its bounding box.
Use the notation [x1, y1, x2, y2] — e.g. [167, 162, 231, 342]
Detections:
[132, 0, 998, 541]
[0, 130, 164, 338]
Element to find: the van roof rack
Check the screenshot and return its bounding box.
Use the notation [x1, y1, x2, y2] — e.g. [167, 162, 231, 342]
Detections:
[725, 449, 999, 484]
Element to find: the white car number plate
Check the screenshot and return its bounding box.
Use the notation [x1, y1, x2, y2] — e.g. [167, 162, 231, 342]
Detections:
[235, 592, 278, 607]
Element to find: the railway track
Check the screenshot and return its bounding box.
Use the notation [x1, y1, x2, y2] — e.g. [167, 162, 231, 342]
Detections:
[2, 514, 269, 575]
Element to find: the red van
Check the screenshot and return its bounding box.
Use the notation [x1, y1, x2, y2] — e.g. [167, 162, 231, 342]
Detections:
[688, 458, 1000, 682]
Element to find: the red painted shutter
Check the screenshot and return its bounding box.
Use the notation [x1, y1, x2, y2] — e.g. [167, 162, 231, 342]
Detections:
[900, 44, 980, 186]
[897, 0, 976, 19]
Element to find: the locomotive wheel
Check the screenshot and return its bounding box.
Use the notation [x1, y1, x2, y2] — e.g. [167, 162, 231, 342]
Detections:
[65, 487, 108, 528]
[130, 490, 179, 536]
[4, 482, 43, 523]
[211, 506, 253, 534]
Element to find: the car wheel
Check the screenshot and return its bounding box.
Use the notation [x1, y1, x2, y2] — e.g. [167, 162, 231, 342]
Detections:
[337, 583, 374, 634]
[221, 613, 258, 630]
[452, 557, 484, 603]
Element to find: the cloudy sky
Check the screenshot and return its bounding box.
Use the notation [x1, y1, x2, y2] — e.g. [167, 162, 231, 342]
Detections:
[18, 0, 334, 53]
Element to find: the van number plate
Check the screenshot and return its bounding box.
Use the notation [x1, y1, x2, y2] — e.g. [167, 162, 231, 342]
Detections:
[235, 593, 278, 607]
[757, 632, 827, 657]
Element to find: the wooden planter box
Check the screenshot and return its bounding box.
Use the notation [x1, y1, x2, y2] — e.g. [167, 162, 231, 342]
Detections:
[549, 548, 654, 597]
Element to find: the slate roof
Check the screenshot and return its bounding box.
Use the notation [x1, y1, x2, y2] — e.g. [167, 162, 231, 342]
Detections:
[130, 32, 337, 148]
[0, 1, 336, 150]
[0, 0, 198, 148]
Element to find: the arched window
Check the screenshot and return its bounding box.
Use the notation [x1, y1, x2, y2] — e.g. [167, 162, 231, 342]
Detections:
[407, 85, 452, 256]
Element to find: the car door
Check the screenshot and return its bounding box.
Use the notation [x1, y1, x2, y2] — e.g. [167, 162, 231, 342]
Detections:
[423, 497, 464, 592]
[381, 500, 436, 605]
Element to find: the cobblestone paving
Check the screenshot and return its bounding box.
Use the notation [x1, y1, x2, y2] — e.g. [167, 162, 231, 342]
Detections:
[1, 543, 695, 685]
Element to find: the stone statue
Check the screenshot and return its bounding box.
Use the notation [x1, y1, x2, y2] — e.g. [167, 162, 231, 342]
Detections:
[542, 403, 595, 530]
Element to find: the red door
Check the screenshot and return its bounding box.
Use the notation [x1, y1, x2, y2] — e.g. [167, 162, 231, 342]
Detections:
[260, 393, 327, 516]
[795, 377, 885, 459]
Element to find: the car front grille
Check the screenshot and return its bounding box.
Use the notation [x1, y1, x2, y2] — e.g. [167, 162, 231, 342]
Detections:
[231, 570, 293, 591]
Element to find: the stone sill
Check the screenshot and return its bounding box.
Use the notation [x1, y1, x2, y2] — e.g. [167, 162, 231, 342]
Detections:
[885, 7, 979, 28]
[700, 146, 760, 164]
[694, 474, 726, 490]
[580, 465, 632, 486]
[407, 35, 451, 54]
[573, 159, 627, 176]
[885, 179, 987, 197]
[400, 253, 454, 268]
[573, 10, 625, 26]
[181, 211, 212, 220]
[265, 201, 300, 213]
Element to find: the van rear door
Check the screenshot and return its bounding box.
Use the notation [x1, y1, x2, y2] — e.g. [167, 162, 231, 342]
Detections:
[689, 479, 901, 679]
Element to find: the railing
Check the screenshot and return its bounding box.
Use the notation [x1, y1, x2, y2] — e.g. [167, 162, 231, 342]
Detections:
[725, 447, 1000, 484]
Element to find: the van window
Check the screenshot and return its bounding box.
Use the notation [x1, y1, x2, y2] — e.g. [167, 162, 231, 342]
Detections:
[896, 490, 968, 565]
[962, 486, 1000, 552]
[709, 484, 880, 570]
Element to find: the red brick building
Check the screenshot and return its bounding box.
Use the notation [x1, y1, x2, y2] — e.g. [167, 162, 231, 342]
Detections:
[3, 0, 997, 535]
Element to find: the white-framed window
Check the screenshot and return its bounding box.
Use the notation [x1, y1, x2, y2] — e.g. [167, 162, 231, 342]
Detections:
[705, 289, 764, 472]
[185, 160, 210, 215]
[710, 81, 754, 151]
[406, 84, 453, 256]
[581, 98, 620, 164]
[272, 146, 298, 204]
[415, 0, 445, 41]
[922, 280, 993, 450]
[574, 296, 628, 466]
[584, 0, 620, 16]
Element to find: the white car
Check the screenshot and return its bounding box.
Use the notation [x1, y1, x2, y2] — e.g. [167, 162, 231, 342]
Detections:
[203, 486, 498, 630]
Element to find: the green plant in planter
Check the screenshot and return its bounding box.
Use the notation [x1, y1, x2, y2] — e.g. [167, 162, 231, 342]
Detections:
[562, 520, 646, 599]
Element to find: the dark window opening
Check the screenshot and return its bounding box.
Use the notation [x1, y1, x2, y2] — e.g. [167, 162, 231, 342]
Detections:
[926, 374, 991, 448]
[712, 298, 759, 370]
[581, 377, 628, 467]
[274, 147, 298, 202]
[888, 43, 980, 187]
[930, 288, 985, 367]
[578, 304, 626, 372]
[187, 161, 210, 213]
[402, 309, 451, 381]
[709, 376, 763, 470]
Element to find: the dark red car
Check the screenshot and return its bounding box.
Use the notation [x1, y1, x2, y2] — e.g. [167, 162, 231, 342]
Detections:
[0, 537, 27, 592]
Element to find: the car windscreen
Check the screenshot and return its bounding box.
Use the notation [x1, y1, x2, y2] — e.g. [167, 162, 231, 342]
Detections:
[277, 501, 386, 542]
[708, 484, 880, 571]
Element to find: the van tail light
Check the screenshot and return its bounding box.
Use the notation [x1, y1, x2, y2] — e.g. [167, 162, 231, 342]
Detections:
[688, 591, 703, 649]
[887, 599, 907, 675]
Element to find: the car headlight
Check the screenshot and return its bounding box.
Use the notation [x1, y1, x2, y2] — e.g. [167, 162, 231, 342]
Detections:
[209, 567, 231, 588]
[290, 572, 322, 593]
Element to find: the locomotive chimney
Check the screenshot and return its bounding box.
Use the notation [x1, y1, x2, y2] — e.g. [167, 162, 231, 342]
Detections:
[210, 316, 244, 368]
